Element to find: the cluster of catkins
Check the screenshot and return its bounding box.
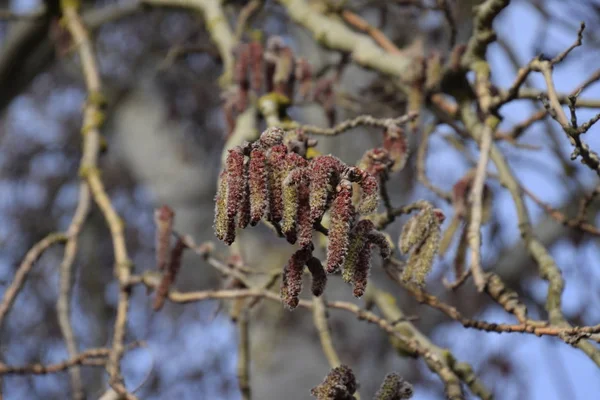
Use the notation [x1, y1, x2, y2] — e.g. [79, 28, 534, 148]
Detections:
[214, 127, 391, 308]
[311, 365, 413, 400]
[223, 36, 338, 135]
[399, 205, 445, 287]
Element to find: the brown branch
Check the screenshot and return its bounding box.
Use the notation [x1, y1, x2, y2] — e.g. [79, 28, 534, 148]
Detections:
[0, 233, 67, 330]
[237, 311, 252, 400]
[298, 112, 418, 136]
[57, 185, 92, 400]
[0, 348, 110, 376]
[467, 125, 493, 292]
[522, 186, 600, 236]
[313, 296, 342, 368]
[60, 2, 135, 398]
[340, 9, 402, 54]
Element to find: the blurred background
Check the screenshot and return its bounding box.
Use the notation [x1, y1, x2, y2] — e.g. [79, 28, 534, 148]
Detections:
[1, 0, 600, 399]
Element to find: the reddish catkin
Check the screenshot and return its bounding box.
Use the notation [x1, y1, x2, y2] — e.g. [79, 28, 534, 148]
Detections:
[357, 172, 379, 214]
[226, 148, 246, 219]
[295, 57, 312, 100]
[306, 256, 327, 297]
[238, 161, 251, 229]
[154, 205, 175, 271]
[297, 181, 313, 248]
[266, 144, 288, 222]
[234, 44, 251, 112]
[326, 181, 355, 273]
[281, 248, 312, 309]
[274, 46, 295, 98]
[367, 230, 392, 259]
[264, 36, 284, 93]
[353, 242, 373, 298]
[153, 237, 187, 311]
[309, 155, 344, 223]
[224, 148, 245, 245]
[249, 40, 264, 92]
[248, 149, 268, 225]
[214, 171, 228, 241]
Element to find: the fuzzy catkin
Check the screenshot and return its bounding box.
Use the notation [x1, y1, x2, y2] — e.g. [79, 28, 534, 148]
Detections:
[357, 172, 379, 214]
[306, 256, 327, 296]
[326, 181, 355, 273]
[342, 219, 374, 283]
[352, 242, 373, 298]
[311, 365, 357, 400]
[238, 160, 251, 229]
[266, 144, 288, 222]
[214, 171, 229, 242]
[374, 373, 413, 400]
[249, 149, 268, 225]
[281, 248, 312, 309]
[309, 155, 344, 223]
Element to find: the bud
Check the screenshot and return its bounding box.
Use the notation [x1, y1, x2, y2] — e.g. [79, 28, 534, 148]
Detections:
[154, 237, 187, 311]
[154, 205, 174, 271]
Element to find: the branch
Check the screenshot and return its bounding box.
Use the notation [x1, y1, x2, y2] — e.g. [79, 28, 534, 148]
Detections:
[60, 1, 135, 397]
[467, 125, 493, 292]
[0, 233, 67, 330]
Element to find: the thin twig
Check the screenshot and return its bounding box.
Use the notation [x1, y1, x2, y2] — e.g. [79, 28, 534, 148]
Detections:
[467, 125, 493, 292]
[60, 2, 135, 397]
[237, 311, 252, 400]
[57, 186, 92, 400]
[0, 233, 67, 330]
[298, 112, 418, 136]
[313, 296, 341, 368]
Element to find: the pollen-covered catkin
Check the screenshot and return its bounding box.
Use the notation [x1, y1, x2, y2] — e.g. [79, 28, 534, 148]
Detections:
[238, 161, 251, 229]
[214, 171, 228, 242]
[309, 155, 344, 223]
[399, 207, 444, 286]
[353, 242, 373, 298]
[357, 172, 379, 214]
[266, 144, 288, 222]
[281, 248, 312, 309]
[249, 149, 268, 225]
[306, 256, 327, 296]
[326, 180, 355, 273]
[342, 219, 374, 283]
